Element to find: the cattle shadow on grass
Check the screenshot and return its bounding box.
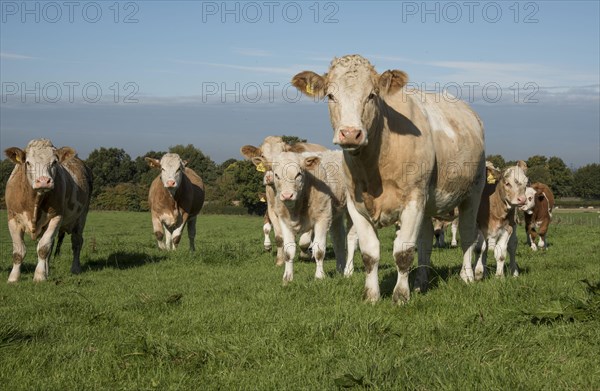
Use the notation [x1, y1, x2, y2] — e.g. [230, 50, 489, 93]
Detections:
[83, 251, 167, 272]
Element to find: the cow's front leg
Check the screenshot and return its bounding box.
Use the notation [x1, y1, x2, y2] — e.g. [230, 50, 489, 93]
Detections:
[494, 228, 511, 278]
[8, 219, 26, 283]
[152, 216, 166, 249]
[171, 217, 188, 250]
[415, 217, 433, 293]
[263, 218, 272, 251]
[280, 222, 296, 283]
[298, 231, 312, 260]
[507, 225, 519, 277]
[329, 214, 347, 274]
[346, 197, 380, 302]
[34, 216, 62, 282]
[474, 232, 487, 281]
[393, 201, 423, 304]
[312, 220, 330, 280]
[344, 218, 359, 277]
[187, 216, 197, 251]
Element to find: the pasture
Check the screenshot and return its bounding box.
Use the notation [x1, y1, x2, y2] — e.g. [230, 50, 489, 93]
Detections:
[1, 210, 599, 390]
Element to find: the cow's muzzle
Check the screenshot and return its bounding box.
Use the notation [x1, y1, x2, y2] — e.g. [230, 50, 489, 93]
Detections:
[33, 176, 54, 191]
[336, 127, 366, 149]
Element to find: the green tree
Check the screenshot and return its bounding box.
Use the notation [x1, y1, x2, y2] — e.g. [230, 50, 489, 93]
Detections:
[573, 163, 600, 199]
[526, 164, 552, 185]
[91, 183, 148, 211]
[486, 154, 506, 169]
[547, 156, 573, 197]
[86, 148, 136, 196]
[133, 150, 166, 188]
[527, 155, 548, 168]
[281, 135, 307, 145]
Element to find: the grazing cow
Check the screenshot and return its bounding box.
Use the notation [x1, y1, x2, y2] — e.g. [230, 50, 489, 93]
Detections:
[241, 137, 327, 265]
[432, 208, 459, 248]
[474, 161, 528, 280]
[521, 182, 554, 250]
[252, 150, 357, 281]
[292, 54, 486, 303]
[4, 138, 92, 282]
[146, 153, 205, 250]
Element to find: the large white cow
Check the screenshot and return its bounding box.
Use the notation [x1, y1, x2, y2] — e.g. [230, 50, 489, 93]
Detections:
[292, 55, 485, 303]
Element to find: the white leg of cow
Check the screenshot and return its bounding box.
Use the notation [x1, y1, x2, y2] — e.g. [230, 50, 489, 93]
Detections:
[415, 217, 433, 293]
[34, 216, 62, 282]
[329, 214, 347, 274]
[163, 227, 174, 251]
[344, 219, 358, 277]
[171, 221, 186, 250]
[280, 222, 296, 283]
[268, 202, 285, 266]
[450, 220, 458, 247]
[187, 216, 197, 251]
[346, 196, 380, 302]
[458, 192, 481, 283]
[508, 226, 519, 277]
[474, 232, 487, 281]
[494, 229, 511, 278]
[393, 201, 423, 304]
[8, 219, 26, 283]
[312, 220, 329, 280]
[152, 216, 166, 250]
[263, 222, 272, 251]
[537, 235, 545, 250]
[530, 234, 538, 251]
[298, 231, 312, 260]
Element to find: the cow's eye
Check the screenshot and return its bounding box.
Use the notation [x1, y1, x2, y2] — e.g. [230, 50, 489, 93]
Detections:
[326, 93, 336, 102]
[274, 173, 280, 180]
[295, 173, 302, 180]
[505, 182, 512, 188]
[368, 92, 376, 100]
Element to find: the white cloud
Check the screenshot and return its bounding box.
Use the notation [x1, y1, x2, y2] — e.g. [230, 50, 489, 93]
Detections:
[0, 52, 36, 60]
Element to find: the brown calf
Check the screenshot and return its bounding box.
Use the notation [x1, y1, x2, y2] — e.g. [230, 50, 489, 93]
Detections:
[521, 182, 554, 250]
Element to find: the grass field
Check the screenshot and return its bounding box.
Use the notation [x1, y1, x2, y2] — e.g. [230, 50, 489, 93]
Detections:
[1, 210, 599, 390]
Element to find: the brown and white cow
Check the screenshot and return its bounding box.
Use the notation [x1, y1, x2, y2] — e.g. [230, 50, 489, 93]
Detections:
[521, 182, 554, 251]
[292, 55, 486, 303]
[241, 136, 328, 265]
[474, 161, 528, 280]
[146, 153, 205, 251]
[253, 150, 357, 281]
[4, 138, 92, 282]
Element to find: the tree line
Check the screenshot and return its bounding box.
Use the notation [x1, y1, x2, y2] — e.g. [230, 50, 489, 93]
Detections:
[1, 144, 599, 213]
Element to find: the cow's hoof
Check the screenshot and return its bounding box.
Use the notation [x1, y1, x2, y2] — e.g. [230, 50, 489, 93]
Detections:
[363, 288, 380, 303]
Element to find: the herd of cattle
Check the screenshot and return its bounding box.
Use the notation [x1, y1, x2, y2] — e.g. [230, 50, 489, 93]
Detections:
[3, 55, 555, 303]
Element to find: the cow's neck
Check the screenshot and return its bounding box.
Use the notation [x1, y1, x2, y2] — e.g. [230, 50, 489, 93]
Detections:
[490, 181, 513, 220]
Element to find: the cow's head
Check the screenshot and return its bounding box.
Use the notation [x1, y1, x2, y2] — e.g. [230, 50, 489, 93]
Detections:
[146, 153, 187, 194]
[4, 138, 75, 193]
[521, 187, 536, 213]
[500, 160, 528, 206]
[292, 55, 408, 151]
[254, 152, 320, 207]
[241, 136, 292, 186]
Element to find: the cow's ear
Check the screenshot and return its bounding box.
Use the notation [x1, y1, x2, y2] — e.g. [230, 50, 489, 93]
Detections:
[251, 156, 268, 169]
[378, 70, 408, 96]
[4, 147, 25, 164]
[145, 157, 161, 169]
[291, 71, 327, 98]
[303, 156, 321, 170]
[240, 145, 261, 159]
[517, 160, 528, 174]
[182, 160, 188, 167]
[56, 147, 76, 162]
[288, 143, 308, 153]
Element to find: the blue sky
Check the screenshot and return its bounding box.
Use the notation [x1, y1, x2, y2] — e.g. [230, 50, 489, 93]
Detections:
[1, 0, 599, 167]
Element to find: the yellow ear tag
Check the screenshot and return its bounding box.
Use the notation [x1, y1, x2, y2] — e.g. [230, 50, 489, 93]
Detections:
[256, 162, 266, 173]
[487, 173, 496, 184]
[306, 84, 314, 95]
[259, 196, 266, 202]
[15, 155, 20, 163]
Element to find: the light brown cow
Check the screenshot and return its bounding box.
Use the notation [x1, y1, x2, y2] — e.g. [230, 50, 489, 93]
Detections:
[474, 161, 528, 280]
[146, 153, 205, 251]
[241, 136, 328, 265]
[4, 138, 92, 282]
[292, 54, 486, 303]
[253, 150, 357, 281]
[521, 182, 554, 250]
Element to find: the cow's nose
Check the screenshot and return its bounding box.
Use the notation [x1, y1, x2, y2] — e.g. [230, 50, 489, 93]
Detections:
[280, 192, 294, 201]
[339, 127, 363, 142]
[34, 176, 53, 188]
[517, 196, 526, 205]
[166, 180, 176, 187]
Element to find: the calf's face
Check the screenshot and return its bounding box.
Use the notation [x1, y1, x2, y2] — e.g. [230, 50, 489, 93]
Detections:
[146, 153, 186, 193]
[501, 161, 529, 206]
[521, 187, 536, 213]
[260, 152, 320, 207]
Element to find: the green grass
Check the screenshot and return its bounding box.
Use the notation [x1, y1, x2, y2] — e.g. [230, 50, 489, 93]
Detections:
[0, 210, 599, 390]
